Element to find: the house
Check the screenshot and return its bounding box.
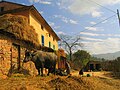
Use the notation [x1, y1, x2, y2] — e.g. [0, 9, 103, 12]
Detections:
[0, 0, 60, 50]
[84, 61, 102, 71]
[0, 1, 60, 76]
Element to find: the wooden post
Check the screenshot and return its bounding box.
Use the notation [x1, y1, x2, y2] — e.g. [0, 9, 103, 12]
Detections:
[10, 47, 12, 72]
[17, 45, 21, 71]
[117, 9, 120, 27]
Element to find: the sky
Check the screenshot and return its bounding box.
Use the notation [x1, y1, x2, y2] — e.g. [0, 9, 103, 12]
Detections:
[5, 0, 120, 54]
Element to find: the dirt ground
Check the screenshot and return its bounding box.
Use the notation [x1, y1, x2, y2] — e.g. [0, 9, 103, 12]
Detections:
[0, 71, 120, 90]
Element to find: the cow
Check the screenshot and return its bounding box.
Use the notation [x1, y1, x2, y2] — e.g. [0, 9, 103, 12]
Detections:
[23, 50, 57, 76]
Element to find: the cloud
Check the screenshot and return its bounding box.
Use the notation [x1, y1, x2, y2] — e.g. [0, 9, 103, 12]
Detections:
[56, 2, 61, 6]
[59, 0, 120, 16]
[91, 10, 102, 17]
[102, 20, 108, 23]
[85, 27, 97, 31]
[54, 26, 61, 29]
[70, 19, 78, 24]
[40, 1, 51, 5]
[90, 21, 96, 25]
[57, 31, 66, 35]
[82, 37, 120, 54]
[80, 32, 99, 36]
[48, 21, 60, 30]
[81, 37, 103, 42]
[53, 15, 78, 25]
[39, 11, 44, 14]
[54, 15, 68, 23]
[62, 18, 68, 23]
[28, 0, 51, 5]
[84, 26, 104, 32]
[80, 32, 120, 37]
[48, 22, 55, 26]
[33, 0, 39, 3]
[28, 0, 39, 3]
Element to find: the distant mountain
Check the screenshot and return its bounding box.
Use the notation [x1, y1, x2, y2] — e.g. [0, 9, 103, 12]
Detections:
[92, 51, 120, 60]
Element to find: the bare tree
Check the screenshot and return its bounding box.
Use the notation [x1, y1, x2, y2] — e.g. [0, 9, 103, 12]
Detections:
[59, 34, 83, 61]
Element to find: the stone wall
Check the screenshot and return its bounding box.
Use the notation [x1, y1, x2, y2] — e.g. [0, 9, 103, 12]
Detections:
[0, 36, 12, 75]
[0, 34, 38, 76]
[23, 61, 38, 76]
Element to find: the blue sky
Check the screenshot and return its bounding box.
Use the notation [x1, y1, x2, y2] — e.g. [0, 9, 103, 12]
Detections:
[6, 0, 120, 54]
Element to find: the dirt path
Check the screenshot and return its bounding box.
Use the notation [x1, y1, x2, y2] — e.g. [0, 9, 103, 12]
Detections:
[0, 72, 119, 90]
[71, 70, 114, 79]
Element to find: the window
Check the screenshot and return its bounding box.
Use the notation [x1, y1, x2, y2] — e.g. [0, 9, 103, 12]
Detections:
[53, 38, 54, 41]
[53, 45, 55, 50]
[49, 33, 51, 37]
[0, 7, 4, 12]
[41, 35, 44, 46]
[41, 25, 43, 30]
[49, 41, 51, 48]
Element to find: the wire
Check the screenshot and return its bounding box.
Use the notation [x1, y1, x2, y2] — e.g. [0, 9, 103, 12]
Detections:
[90, 14, 116, 27]
[79, 14, 116, 33]
[87, 0, 117, 14]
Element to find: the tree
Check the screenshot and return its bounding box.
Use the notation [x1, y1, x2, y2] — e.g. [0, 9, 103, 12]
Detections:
[115, 57, 120, 72]
[59, 34, 82, 61]
[73, 50, 91, 67]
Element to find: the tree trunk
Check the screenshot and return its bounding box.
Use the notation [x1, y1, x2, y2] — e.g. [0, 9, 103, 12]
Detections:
[69, 49, 72, 61]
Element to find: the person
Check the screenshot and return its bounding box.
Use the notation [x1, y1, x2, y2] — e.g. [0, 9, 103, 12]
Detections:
[79, 68, 84, 76]
[65, 62, 71, 75]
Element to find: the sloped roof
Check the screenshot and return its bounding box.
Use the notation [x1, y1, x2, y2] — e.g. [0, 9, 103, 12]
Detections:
[0, 5, 32, 15]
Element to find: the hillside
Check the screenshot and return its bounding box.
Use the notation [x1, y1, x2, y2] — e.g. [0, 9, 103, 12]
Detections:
[93, 51, 120, 60]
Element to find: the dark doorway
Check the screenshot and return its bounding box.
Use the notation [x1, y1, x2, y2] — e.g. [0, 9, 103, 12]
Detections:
[12, 43, 21, 71]
[96, 64, 101, 71]
[89, 64, 94, 71]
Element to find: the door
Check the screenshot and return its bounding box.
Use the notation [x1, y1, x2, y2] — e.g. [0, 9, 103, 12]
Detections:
[12, 43, 20, 71]
[89, 64, 94, 71]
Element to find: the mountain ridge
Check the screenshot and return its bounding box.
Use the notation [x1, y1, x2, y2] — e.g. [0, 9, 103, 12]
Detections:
[92, 51, 120, 60]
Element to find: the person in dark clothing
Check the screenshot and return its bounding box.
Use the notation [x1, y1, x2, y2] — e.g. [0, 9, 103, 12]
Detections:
[79, 68, 84, 76]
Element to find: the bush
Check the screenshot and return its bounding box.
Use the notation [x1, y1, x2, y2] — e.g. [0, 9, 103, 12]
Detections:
[87, 74, 91, 77]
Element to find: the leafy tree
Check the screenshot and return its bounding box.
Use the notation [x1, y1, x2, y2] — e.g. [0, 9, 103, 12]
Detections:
[115, 57, 120, 72]
[101, 58, 105, 62]
[59, 34, 82, 61]
[117, 57, 120, 61]
[73, 50, 91, 67]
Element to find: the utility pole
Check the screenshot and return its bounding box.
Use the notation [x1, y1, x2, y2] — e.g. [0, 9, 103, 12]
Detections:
[117, 9, 120, 27]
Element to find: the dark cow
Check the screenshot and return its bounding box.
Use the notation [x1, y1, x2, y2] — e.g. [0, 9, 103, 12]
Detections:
[23, 50, 57, 76]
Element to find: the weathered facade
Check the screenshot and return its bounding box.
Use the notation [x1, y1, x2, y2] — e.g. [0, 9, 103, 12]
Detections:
[0, 1, 60, 76]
